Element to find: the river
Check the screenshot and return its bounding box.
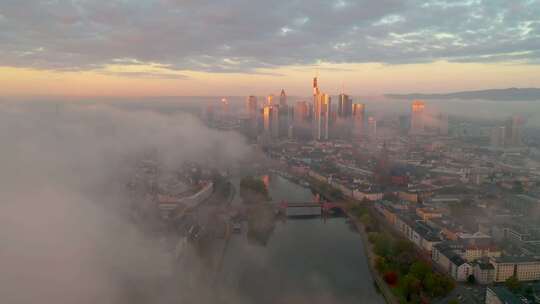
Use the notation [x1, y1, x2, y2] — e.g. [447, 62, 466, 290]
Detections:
[214, 174, 385, 304]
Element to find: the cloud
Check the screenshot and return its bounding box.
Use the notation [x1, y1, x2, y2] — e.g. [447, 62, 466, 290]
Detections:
[0, 101, 250, 303]
[102, 70, 189, 79]
[0, 0, 539, 74]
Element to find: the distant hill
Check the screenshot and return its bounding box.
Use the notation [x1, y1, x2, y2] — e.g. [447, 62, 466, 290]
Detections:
[385, 88, 540, 101]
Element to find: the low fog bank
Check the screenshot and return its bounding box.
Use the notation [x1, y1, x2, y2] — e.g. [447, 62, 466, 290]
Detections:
[0, 102, 250, 304]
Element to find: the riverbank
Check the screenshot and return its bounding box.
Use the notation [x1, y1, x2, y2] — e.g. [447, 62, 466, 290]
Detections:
[274, 169, 398, 304]
[343, 208, 399, 304]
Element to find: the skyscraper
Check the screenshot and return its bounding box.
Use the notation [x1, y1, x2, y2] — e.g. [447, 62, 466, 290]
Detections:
[505, 115, 524, 147]
[263, 105, 279, 138]
[491, 126, 506, 147]
[352, 103, 365, 139]
[338, 93, 352, 118]
[293, 101, 309, 139]
[294, 101, 309, 125]
[323, 94, 331, 140]
[267, 94, 275, 106]
[410, 100, 425, 135]
[246, 95, 258, 119]
[314, 93, 331, 140]
[279, 89, 287, 107]
[438, 113, 449, 135]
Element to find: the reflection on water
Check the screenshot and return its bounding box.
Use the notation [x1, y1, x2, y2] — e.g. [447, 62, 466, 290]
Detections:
[216, 174, 385, 304]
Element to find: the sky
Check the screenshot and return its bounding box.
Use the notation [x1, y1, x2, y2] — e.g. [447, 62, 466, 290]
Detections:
[0, 0, 539, 97]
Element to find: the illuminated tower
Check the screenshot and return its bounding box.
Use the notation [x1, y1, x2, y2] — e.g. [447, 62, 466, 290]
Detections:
[263, 105, 280, 139]
[352, 103, 365, 139]
[267, 94, 275, 106]
[410, 100, 425, 135]
[322, 94, 331, 140]
[314, 93, 331, 141]
[312, 76, 320, 139]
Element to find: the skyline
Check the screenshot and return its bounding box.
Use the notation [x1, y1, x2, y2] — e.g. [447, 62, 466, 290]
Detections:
[1, 1, 540, 97]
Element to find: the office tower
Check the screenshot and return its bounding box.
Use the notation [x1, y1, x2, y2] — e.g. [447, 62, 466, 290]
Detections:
[314, 93, 331, 140]
[505, 115, 524, 147]
[438, 113, 449, 135]
[263, 105, 280, 138]
[293, 101, 309, 139]
[338, 93, 352, 118]
[491, 126, 506, 147]
[312, 76, 321, 139]
[267, 94, 275, 106]
[410, 100, 425, 135]
[399, 115, 410, 135]
[279, 89, 287, 107]
[244, 95, 259, 137]
[352, 103, 365, 139]
[368, 116, 377, 138]
[294, 101, 309, 125]
[246, 95, 258, 119]
[323, 94, 331, 140]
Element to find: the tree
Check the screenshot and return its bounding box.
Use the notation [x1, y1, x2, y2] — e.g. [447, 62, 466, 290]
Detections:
[360, 213, 372, 227]
[400, 274, 422, 302]
[375, 256, 389, 273]
[513, 180, 524, 193]
[409, 261, 431, 282]
[394, 239, 415, 256]
[372, 233, 394, 257]
[239, 176, 269, 203]
[383, 271, 399, 286]
[505, 275, 522, 292]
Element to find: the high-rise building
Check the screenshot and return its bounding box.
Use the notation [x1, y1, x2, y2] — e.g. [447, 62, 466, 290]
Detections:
[399, 115, 410, 135]
[410, 100, 425, 135]
[352, 103, 365, 139]
[338, 94, 352, 118]
[323, 94, 331, 140]
[267, 94, 275, 106]
[313, 76, 321, 139]
[279, 89, 287, 107]
[293, 101, 310, 139]
[294, 101, 309, 125]
[314, 93, 331, 140]
[263, 105, 279, 138]
[246, 95, 258, 119]
[491, 126, 506, 147]
[505, 115, 524, 147]
[245, 95, 259, 137]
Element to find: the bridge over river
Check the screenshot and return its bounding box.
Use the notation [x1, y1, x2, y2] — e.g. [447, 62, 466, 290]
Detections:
[277, 200, 346, 217]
